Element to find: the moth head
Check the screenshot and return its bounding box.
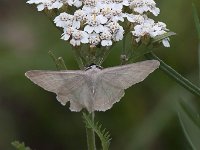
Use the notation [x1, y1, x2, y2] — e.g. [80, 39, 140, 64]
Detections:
[85, 63, 103, 71]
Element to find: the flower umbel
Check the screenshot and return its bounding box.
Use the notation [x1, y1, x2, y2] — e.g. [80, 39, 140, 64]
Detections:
[27, 0, 172, 48]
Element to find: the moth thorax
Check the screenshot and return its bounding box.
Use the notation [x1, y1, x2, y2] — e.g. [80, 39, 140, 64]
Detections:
[85, 64, 102, 73]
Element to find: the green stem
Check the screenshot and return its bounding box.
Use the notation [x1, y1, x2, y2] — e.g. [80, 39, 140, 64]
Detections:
[86, 112, 96, 150]
[58, 57, 67, 70]
[199, 43, 200, 85]
[122, 35, 126, 55]
[95, 47, 111, 66]
[72, 47, 85, 70]
[145, 52, 200, 97]
[48, 51, 61, 70]
[120, 36, 127, 65]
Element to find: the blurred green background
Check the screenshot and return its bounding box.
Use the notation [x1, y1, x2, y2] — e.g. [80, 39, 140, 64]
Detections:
[0, 0, 200, 150]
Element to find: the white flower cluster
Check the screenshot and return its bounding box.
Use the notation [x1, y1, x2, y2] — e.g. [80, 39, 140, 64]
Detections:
[27, 0, 82, 11]
[27, 0, 170, 47]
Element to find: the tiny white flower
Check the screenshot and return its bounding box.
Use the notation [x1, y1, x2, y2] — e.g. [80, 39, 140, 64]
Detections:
[113, 26, 124, 41]
[61, 27, 74, 40]
[96, 2, 124, 22]
[100, 0, 112, 4]
[36, 0, 55, 11]
[54, 12, 73, 28]
[27, 0, 41, 4]
[82, 4, 100, 15]
[112, 0, 130, 6]
[131, 19, 155, 41]
[122, 0, 130, 6]
[151, 22, 168, 37]
[111, 7, 124, 22]
[125, 13, 145, 24]
[100, 31, 112, 46]
[84, 15, 108, 33]
[84, 0, 98, 7]
[68, 0, 83, 7]
[162, 38, 170, 47]
[73, 0, 83, 7]
[106, 22, 121, 33]
[130, 0, 160, 16]
[27, 0, 68, 10]
[52, 0, 64, 9]
[89, 33, 101, 47]
[70, 30, 89, 46]
[73, 9, 85, 29]
[37, 3, 46, 11]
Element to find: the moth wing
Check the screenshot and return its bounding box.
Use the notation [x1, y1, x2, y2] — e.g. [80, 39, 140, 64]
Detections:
[57, 79, 94, 112]
[94, 78, 125, 111]
[100, 60, 160, 89]
[93, 60, 160, 111]
[25, 70, 93, 112]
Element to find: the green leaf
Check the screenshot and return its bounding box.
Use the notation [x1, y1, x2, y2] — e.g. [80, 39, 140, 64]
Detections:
[178, 101, 200, 150]
[152, 32, 176, 43]
[179, 101, 200, 128]
[145, 52, 200, 97]
[82, 112, 111, 150]
[192, 3, 200, 85]
[11, 141, 32, 150]
[192, 3, 200, 41]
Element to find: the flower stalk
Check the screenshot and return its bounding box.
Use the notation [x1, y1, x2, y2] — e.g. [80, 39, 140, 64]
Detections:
[72, 47, 85, 70]
[83, 112, 111, 150]
[85, 112, 96, 150]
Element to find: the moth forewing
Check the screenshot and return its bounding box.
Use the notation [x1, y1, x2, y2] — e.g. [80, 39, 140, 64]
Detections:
[93, 79, 125, 111]
[92, 60, 160, 111]
[25, 70, 85, 93]
[99, 60, 160, 89]
[25, 69, 99, 112]
[25, 70, 63, 93]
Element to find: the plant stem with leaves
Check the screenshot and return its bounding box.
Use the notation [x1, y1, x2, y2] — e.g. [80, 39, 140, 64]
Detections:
[86, 112, 96, 150]
[83, 112, 111, 150]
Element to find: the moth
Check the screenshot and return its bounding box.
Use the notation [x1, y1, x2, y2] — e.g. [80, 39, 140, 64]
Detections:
[25, 60, 160, 112]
